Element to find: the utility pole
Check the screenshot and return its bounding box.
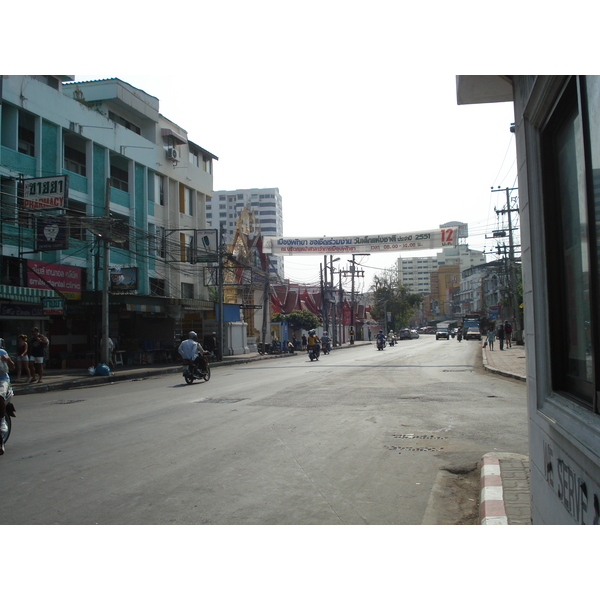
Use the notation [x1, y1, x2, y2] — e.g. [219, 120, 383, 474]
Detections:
[342, 253, 368, 344]
[218, 223, 225, 360]
[492, 186, 522, 343]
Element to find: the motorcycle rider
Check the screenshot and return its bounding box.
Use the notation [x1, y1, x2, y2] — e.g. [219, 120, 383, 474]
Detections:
[0, 338, 15, 456]
[178, 331, 208, 375]
[376, 330, 386, 348]
[321, 331, 331, 353]
[307, 329, 321, 358]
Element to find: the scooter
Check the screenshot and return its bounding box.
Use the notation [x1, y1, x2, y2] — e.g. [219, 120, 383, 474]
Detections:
[182, 358, 211, 384]
[377, 338, 386, 350]
[308, 344, 320, 361]
[321, 342, 331, 355]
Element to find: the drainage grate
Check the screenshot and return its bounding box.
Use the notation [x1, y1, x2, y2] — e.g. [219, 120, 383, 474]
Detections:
[48, 398, 87, 405]
[393, 434, 446, 440]
[389, 446, 444, 452]
[388, 433, 446, 454]
[199, 397, 246, 404]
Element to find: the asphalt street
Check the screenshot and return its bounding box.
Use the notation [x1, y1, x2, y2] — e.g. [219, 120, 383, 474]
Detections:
[1, 337, 528, 525]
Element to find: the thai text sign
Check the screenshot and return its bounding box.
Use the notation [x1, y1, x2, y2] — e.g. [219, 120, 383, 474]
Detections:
[27, 260, 82, 300]
[264, 227, 457, 255]
[23, 176, 68, 210]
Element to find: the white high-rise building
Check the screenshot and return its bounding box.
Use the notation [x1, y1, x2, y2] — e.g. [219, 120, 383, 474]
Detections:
[207, 187, 284, 278]
[398, 244, 486, 295]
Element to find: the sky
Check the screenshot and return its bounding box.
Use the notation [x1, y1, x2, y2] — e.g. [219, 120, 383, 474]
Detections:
[7, 1, 529, 295]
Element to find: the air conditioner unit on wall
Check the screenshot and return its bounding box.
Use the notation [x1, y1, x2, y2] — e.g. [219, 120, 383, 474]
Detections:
[166, 148, 179, 161]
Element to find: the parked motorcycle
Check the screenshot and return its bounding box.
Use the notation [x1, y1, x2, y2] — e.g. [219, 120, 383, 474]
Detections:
[182, 358, 211, 384]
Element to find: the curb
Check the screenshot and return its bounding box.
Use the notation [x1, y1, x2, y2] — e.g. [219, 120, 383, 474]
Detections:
[12, 342, 369, 396]
[481, 349, 526, 382]
[479, 454, 508, 525]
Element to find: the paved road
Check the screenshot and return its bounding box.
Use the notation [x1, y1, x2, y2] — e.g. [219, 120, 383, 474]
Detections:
[0, 337, 528, 524]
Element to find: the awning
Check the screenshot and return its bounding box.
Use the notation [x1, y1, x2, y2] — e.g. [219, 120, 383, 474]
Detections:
[0, 284, 57, 303]
[125, 303, 165, 313]
[170, 298, 214, 310]
[160, 128, 188, 145]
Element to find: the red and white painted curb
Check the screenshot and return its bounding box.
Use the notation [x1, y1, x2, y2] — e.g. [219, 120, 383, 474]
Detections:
[480, 455, 508, 525]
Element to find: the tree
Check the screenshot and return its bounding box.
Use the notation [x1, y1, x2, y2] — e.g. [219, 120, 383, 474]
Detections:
[273, 309, 320, 332]
[369, 273, 422, 331]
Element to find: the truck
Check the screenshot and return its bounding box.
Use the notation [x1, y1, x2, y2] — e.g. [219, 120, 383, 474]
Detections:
[461, 315, 481, 340]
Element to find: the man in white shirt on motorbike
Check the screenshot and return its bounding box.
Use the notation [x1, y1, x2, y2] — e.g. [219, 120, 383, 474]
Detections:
[178, 331, 208, 374]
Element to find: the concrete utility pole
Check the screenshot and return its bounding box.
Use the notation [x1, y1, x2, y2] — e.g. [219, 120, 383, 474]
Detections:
[492, 186, 522, 343]
[344, 253, 368, 343]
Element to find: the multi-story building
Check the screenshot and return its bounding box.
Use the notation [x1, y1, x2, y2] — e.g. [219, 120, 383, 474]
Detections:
[458, 75, 600, 523]
[398, 243, 485, 295]
[207, 188, 284, 279]
[1, 75, 218, 364]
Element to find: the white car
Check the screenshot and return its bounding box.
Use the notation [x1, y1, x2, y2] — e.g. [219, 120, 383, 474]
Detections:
[410, 330, 419, 339]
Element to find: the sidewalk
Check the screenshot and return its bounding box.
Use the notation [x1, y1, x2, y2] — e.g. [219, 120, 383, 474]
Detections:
[480, 342, 531, 524]
[481, 341, 526, 381]
[10, 349, 297, 396]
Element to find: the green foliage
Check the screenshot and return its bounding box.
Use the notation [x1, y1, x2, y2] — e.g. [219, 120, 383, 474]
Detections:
[369, 273, 422, 330]
[272, 309, 320, 331]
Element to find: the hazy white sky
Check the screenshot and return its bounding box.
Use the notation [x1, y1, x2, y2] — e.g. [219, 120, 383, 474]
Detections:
[11, 1, 568, 293]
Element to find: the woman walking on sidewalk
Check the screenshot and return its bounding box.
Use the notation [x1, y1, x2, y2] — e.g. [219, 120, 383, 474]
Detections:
[15, 334, 32, 383]
[486, 328, 495, 351]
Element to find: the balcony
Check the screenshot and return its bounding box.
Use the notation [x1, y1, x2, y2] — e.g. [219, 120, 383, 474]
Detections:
[1, 146, 36, 176]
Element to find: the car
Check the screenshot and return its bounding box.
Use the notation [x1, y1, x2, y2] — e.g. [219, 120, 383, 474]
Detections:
[399, 329, 412, 340]
[410, 330, 419, 339]
[465, 327, 482, 340]
[436, 327, 449, 340]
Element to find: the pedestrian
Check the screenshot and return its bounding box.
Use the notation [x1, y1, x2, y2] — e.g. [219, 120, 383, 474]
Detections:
[486, 328, 495, 351]
[497, 324, 505, 351]
[28, 327, 48, 383]
[504, 320, 513, 348]
[301, 333, 307, 351]
[15, 334, 32, 383]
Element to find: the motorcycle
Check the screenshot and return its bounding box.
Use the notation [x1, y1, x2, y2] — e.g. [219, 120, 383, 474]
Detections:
[1, 385, 15, 446]
[308, 344, 320, 361]
[376, 338, 386, 350]
[182, 358, 211, 384]
[321, 341, 331, 355]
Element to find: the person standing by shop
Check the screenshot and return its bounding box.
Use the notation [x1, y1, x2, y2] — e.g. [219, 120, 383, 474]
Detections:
[497, 323, 505, 351]
[15, 334, 32, 383]
[28, 327, 48, 383]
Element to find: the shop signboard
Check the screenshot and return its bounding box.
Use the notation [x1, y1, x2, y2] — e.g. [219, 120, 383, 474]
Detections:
[23, 175, 68, 210]
[27, 260, 82, 300]
[43, 298, 65, 315]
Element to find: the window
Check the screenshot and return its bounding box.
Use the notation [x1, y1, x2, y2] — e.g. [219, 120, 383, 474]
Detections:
[155, 174, 165, 206]
[155, 226, 166, 258]
[181, 282, 194, 299]
[189, 148, 199, 167]
[150, 278, 166, 296]
[66, 199, 87, 240]
[542, 76, 600, 411]
[64, 145, 86, 176]
[108, 111, 141, 135]
[110, 164, 129, 192]
[179, 185, 193, 216]
[18, 112, 35, 156]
